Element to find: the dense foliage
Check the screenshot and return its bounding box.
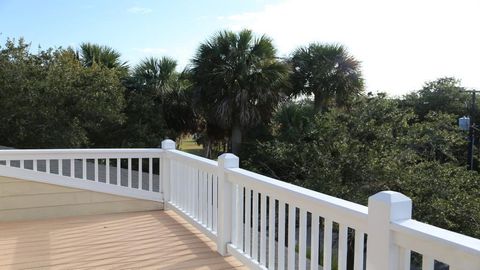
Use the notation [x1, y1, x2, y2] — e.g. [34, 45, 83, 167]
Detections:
[0, 35, 479, 238]
[241, 92, 480, 238]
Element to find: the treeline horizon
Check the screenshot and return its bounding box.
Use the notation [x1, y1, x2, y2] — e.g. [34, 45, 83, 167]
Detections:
[1, 30, 479, 243]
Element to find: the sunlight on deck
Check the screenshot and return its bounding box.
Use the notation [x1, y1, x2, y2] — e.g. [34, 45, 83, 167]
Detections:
[0, 210, 245, 269]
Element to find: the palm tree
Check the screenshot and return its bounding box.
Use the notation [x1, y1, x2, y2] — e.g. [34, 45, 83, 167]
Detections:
[191, 29, 289, 155]
[79, 43, 128, 72]
[133, 56, 178, 97]
[289, 43, 364, 113]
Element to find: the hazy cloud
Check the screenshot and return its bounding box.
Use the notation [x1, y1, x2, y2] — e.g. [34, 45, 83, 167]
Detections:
[127, 7, 153, 14]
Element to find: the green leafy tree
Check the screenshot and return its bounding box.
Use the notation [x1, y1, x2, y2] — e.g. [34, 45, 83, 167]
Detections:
[289, 43, 364, 113]
[191, 29, 289, 155]
[402, 77, 469, 119]
[243, 94, 480, 238]
[0, 38, 125, 148]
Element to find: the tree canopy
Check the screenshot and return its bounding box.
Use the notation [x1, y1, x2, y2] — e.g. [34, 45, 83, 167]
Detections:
[191, 29, 289, 155]
[289, 43, 364, 112]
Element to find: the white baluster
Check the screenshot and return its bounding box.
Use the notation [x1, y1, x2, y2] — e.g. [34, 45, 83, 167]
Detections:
[260, 193, 267, 265]
[354, 230, 365, 270]
[138, 158, 142, 189]
[268, 197, 276, 270]
[299, 208, 307, 269]
[116, 158, 121, 186]
[278, 200, 286, 270]
[311, 214, 319, 270]
[94, 159, 98, 182]
[148, 158, 152, 191]
[287, 204, 296, 270]
[324, 218, 333, 270]
[127, 158, 132, 187]
[422, 256, 435, 270]
[338, 224, 348, 270]
[245, 188, 252, 256]
[106, 158, 110, 184]
[252, 191, 259, 261]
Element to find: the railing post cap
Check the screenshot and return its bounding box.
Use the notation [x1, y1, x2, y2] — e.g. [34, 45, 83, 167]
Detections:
[368, 191, 412, 220]
[161, 139, 176, 150]
[218, 153, 239, 168]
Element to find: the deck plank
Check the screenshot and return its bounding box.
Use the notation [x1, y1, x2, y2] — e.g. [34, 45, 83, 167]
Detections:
[0, 210, 244, 269]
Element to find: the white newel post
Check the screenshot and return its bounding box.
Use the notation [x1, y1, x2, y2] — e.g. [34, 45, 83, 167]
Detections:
[161, 139, 176, 210]
[217, 153, 239, 256]
[367, 191, 412, 270]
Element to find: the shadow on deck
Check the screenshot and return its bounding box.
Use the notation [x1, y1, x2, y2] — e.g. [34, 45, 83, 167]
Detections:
[0, 210, 245, 269]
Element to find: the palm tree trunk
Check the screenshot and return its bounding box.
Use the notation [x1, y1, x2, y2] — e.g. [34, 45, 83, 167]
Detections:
[231, 123, 242, 155]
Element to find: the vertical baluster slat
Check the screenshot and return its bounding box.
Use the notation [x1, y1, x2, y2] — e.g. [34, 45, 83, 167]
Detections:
[338, 224, 348, 270]
[268, 197, 276, 270]
[208, 173, 213, 228]
[422, 256, 435, 270]
[278, 200, 286, 270]
[202, 172, 208, 225]
[195, 169, 199, 219]
[260, 193, 267, 265]
[236, 185, 244, 250]
[116, 158, 121, 186]
[58, 159, 62, 176]
[33, 159, 37, 171]
[199, 171, 204, 222]
[354, 230, 365, 270]
[106, 158, 110, 184]
[311, 214, 319, 270]
[127, 158, 132, 188]
[398, 247, 410, 270]
[70, 159, 74, 178]
[138, 158, 143, 189]
[252, 191, 259, 262]
[288, 204, 296, 270]
[245, 188, 252, 256]
[323, 218, 333, 270]
[213, 175, 218, 232]
[232, 185, 238, 246]
[94, 159, 99, 182]
[20, 159, 24, 169]
[46, 159, 50, 173]
[188, 167, 195, 216]
[82, 159, 87, 180]
[299, 208, 307, 269]
[148, 158, 153, 191]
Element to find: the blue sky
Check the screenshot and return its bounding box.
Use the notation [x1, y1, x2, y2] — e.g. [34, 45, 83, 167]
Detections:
[1, 0, 479, 95]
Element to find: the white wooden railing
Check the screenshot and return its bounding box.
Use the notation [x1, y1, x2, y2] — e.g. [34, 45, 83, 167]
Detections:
[0, 148, 164, 201]
[0, 139, 479, 270]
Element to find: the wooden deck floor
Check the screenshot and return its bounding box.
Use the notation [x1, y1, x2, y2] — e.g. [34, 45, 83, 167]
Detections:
[0, 210, 245, 269]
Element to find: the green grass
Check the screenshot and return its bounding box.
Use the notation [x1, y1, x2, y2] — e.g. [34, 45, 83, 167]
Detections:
[178, 136, 203, 156]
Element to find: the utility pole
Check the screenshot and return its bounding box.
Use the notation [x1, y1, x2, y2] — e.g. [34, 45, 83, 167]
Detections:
[465, 89, 479, 170]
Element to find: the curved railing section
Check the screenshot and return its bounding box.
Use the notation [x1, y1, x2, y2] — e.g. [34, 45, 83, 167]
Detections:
[0, 148, 163, 201]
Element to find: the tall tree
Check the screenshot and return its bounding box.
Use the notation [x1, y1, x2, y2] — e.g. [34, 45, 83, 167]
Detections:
[121, 57, 196, 147]
[191, 29, 289, 155]
[289, 43, 364, 113]
[79, 42, 128, 73]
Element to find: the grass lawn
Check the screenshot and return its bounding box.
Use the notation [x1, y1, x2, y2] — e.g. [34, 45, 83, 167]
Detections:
[178, 136, 203, 156]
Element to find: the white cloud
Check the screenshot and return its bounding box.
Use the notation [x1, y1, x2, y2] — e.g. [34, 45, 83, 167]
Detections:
[127, 7, 153, 14]
[220, 0, 480, 96]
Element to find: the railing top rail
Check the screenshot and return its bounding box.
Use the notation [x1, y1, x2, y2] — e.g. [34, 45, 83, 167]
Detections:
[167, 149, 218, 167]
[392, 219, 480, 257]
[0, 148, 163, 159]
[227, 167, 368, 230]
